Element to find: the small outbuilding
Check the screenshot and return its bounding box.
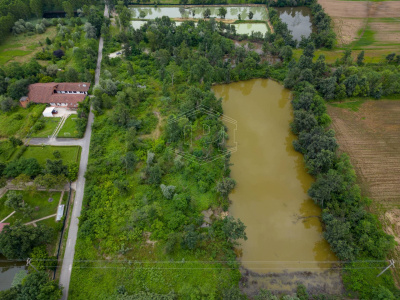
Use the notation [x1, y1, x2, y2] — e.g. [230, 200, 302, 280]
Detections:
[56, 204, 65, 221]
[42, 107, 55, 117]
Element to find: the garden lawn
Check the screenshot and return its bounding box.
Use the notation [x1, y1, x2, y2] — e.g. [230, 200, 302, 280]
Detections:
[18, 145, 81, 166]
[0, 190, 61, 224]
[0, 104, 46, 138]
[57, 115, 80, 138]
[30, 117, 61, 138]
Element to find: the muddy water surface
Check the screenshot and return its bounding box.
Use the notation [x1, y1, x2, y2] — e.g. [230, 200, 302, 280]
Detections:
[213, 79, 337, 271]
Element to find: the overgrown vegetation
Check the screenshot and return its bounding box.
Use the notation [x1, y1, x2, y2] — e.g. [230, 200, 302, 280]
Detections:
[67, 0, 400, 297]
[1, 0, 400, 298]
[70, 15, 263, 299]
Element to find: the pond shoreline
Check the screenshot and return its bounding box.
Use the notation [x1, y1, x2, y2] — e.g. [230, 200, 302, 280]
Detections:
[239, 265, 344, 296]
[214, 78, 340, 296]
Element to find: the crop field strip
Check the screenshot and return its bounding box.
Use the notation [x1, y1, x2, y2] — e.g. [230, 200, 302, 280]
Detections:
[328, 101, 400, 204]
[318, 0, 400, 48]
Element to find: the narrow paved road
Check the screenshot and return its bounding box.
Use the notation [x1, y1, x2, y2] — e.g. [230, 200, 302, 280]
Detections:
[57, 104, 94, 300]
[43, 5, 108, 299]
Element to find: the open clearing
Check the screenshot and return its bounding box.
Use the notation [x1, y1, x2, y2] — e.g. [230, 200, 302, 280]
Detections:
[0, 27, 57, 65]
[328, 100, 400, 284]
[318, 0, 400, 48]
[15, 145, 81, 166]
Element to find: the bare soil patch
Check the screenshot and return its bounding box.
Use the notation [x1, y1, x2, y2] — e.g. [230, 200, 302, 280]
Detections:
[318, 0, 400, 47]
[318, 0, 368, 18]
[240, 267, 344, 296]
[332, 17, 366, 45]
[370, 1, 400, 18]
[371, 21, 400, 44]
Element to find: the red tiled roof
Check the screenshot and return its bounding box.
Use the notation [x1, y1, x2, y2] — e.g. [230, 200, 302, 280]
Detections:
[56, 82, 90, 92]
[0, 223, 10, 233]
[27, 83, 57, 103]
[49, 93, 86, 105]
[27, 82, 90, 106]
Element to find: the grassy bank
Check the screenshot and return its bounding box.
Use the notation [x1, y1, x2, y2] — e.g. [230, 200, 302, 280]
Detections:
[0, 104, 46, 138]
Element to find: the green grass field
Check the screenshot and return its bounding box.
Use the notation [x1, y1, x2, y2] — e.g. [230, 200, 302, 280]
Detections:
[0, 104, 46, 138]
[0, 27, 56, 65]
[57, 115, 80, 138]
[328, 100, 366, 112]
[17, 145, 81, 166]
[351, 26, 376, 49]
[0, 190, 61, 223]
[30, 117, 61, 138]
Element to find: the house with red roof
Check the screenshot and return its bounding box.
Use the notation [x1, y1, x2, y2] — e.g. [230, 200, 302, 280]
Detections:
[20, 82, 90, 109]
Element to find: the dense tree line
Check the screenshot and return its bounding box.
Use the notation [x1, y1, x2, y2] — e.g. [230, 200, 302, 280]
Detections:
[309, 2, 335, 48]
[287, 46, 399, 299]
[284, 45, 400, 100]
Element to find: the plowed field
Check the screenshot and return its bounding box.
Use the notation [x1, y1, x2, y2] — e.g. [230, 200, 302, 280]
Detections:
[328, 100, 400, 285]
[318, 0, 400, 48]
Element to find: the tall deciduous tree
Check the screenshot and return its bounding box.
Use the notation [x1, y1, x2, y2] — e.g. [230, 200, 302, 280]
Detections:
[0, 221, 52, 259]
[222, 216, 247, 243]
[30, 0, 43, 18]
[357, 50, 365, 66]
[216, 177, 236, 198]
[4, 191, 23, 211]
[248, 11, 254, 20]
[218, 7, 227, 19]
[203, 8, 211, 18]
[62, 1, 74, 18]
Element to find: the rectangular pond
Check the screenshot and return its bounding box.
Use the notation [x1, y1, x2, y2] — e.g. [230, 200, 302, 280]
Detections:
[131, 20, 268, 36]
[234, 22, 268, 35]
[130, 6, 268, 21]
[276, 6, 314, 41]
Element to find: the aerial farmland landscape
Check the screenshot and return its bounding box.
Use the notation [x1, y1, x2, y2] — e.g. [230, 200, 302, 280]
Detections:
[0, 0, 399, 299]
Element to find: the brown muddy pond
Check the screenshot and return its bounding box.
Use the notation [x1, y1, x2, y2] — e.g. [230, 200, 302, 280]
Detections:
[276, 7, 314, 42]
[214, 79, 337, 273]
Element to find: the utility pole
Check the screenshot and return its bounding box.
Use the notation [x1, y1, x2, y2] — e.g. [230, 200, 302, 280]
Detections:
[377, 259, 395, 278]
[26, 258, 38, 272]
